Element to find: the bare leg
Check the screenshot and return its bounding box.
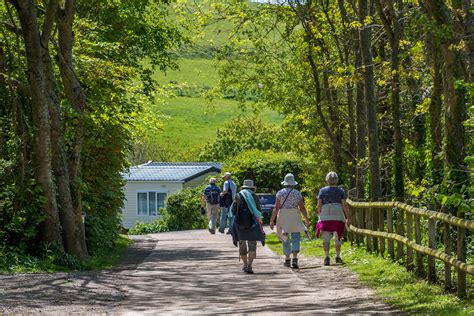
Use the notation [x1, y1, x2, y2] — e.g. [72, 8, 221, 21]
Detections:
[323, 242, 330, 258]
[247, 251, 256, 266]
[241, 254, 248, 266]
[335, 243, 341, 258]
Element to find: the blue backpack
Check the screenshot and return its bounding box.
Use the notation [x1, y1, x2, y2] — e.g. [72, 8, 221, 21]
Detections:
[207, 188, 220, 205]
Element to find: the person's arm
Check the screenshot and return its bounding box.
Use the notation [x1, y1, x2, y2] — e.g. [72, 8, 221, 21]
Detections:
[201, 195, 206, 208]
[220, 181, 228, 196]
[254, 194, 263, 224]
[317, 199, 322, 214]
[269, 199, 281, 230]
[231, 194, 240, 216]
[298, 198, 310, 227]
[342, 199, 351, 225]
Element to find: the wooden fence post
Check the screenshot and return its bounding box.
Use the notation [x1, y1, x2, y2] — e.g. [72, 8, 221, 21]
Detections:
[349, 206, 354, 245]
[457, 225, 466, 298]
[387, 207, 395, 260]
[372, 208, 379, 253]
[406, 212, 414, 270]
[428, 218, 437, 283]
[444, 222, 452, 290]
[357, 205, 364, 245]
[379, 207, 385, 256]
[366, 208, 372, 252]
[415, 214, 423, 276]
[396, 208, 404, 261]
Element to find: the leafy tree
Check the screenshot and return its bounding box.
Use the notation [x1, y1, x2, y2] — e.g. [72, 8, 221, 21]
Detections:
[0, 0, 185, 264]
[199, 116, 288, 162]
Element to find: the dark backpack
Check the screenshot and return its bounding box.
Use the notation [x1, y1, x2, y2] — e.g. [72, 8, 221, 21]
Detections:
[207, 188, 220, 205]
[223, 187, 233, 207]
[236, 193, 254, 230]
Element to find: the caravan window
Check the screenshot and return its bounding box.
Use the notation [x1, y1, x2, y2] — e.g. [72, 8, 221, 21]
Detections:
[137, 191, 167, 216]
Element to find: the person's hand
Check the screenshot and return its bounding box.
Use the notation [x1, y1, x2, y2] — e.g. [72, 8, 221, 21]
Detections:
[346, 218, 351, 227]
[269, 221, 275, 230]
[257, 217, 263, 225]
[200, 207, 206, 215]
[304, 218, 310, 228]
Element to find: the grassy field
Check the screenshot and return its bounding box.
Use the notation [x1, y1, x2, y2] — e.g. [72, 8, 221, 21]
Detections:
[148, 96, 281, 160]
[266, 233, 474, 315]
[132, 1, 287, 162]
[143, 24, 281, 161]
[152, 58, 219, 87]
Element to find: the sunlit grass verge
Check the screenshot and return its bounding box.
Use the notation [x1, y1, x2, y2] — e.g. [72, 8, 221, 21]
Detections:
[81, 234, 133, 270]
[266, 233, 473, 315]
[0, 234, 132, 273]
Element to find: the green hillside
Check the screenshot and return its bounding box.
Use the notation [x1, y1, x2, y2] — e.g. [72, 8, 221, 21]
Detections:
[142, 6, 282, 163]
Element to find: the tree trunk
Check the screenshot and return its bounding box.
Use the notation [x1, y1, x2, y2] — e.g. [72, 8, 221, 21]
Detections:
[337, 0, 358, 191]
[324, 72, 344, 175]
[358, 0, 381, 202]
[376, 0, 404, 200]
[355, 44, 367, 200]
[425, 0, 469, 298]
[359, 0, 381, 253]
[10, 0, 62, 248]
[347, 82, 357, 190]
[57, 0, 88, 259]
[425, 33, 443, 185]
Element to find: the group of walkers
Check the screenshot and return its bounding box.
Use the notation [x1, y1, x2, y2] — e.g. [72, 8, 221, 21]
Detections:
[201, 171, 351, 274]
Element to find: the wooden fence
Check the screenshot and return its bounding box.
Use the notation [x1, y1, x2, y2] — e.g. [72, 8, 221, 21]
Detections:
[346, 199, 473, 298]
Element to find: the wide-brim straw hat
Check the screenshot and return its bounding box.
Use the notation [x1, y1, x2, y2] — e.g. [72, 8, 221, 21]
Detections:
[241, 179, 255, 189]
[281, 173, 298, 186]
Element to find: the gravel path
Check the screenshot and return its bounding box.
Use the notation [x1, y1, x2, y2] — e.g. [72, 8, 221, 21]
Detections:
[0, 230, 398, 314]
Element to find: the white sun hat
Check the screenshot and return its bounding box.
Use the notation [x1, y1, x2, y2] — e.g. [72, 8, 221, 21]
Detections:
[281, 173, 297, 186]
[241, 179, 256, 189]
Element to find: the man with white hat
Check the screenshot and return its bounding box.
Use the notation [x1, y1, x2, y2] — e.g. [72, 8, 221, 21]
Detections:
[219, 172, 237, 234]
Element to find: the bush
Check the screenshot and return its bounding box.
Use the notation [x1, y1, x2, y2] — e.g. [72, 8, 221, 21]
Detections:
[164, 186, 208, 231]
[225, 149, 306, 193]
[128, 220, 170, 235]
[198, 116, 288, 162]
[129, 186, 208, 234]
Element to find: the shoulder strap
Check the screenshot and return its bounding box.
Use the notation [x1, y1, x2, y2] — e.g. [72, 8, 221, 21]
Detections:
[281, 188, 293, 209]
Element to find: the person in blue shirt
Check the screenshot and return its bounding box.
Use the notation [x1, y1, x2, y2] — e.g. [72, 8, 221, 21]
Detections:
[316, 171, 351, 265]
[201, 178, 221, 234]
[219, 172, 237, 234]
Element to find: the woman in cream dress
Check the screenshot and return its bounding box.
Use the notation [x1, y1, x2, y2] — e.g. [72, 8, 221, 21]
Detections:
[270, 174, 309, 269]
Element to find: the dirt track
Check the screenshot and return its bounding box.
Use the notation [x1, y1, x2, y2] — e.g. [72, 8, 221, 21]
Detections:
[0, 230, 398, 314]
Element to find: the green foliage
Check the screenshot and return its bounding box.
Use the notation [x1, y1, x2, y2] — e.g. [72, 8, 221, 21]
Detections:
[224, 149, 304, 193]
[128, 220, 170, 235]
[0, 0, 186, 269]
[266, 233, 473, 314]
[199, 116, 286, 162]
[165, 186, 208, 230]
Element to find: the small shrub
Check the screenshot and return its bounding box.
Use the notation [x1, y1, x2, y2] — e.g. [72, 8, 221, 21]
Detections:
[165, 186, 208, 231]
[129, 219, 170, 235]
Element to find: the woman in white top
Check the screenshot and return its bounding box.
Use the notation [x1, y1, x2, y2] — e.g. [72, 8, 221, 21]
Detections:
[270, 174, 310, 269]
